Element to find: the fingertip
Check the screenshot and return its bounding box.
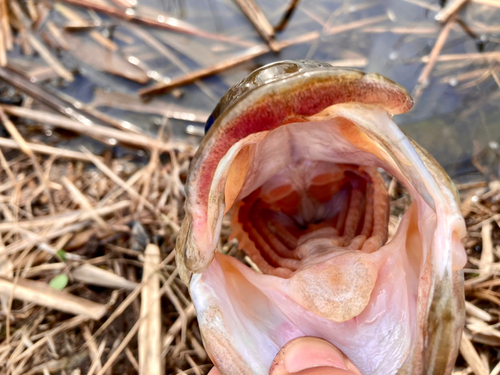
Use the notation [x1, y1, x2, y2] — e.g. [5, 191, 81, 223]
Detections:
[270, 337, 362, 375]
[208, 366, 222, 375]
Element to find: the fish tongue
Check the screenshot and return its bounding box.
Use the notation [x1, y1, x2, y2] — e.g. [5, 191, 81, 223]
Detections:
[288, 240, 382, 323]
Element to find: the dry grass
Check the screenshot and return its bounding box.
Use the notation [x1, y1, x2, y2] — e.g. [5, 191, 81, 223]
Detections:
[0, 115, 207, 374]
[456, 180, 500, 375]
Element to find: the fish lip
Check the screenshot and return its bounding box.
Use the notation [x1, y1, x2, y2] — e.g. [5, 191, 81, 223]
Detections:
[205, 60, 414, 138]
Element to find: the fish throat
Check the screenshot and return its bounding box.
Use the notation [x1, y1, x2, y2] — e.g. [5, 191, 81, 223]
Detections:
[231, 161, 389, 279]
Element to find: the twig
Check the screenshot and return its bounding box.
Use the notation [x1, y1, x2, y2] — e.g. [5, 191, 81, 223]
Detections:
[125, 347, 140, 372]
[474, 290, 500, 308]
[138, 122, 164, 213]
[472, 0, 500, 8]
[0, 105, 177, 152]
[160, 271, 189, 346]
[97, 169, 145, 208]
[457, 69, 492, 89]
[45, 21, 69, 50]
[465, 301, 492, 322]
[139, 244, 162, 375]
[0, 0, 12, 51]
[361, 26, 439, 34]
[491, 69, 500, 88]
[187, 331, 207, 361]
[25, 0, 38, 21]
[185, 355, 202, 375]
[23, 352, 87, 374]
[0, 9, 5, 66]
[325, 14, 388, 36]
[275, 15, 388, 49]
[234, 0, 279, 52]
[460, 333, 489, 375]
[420, 51, 500, 63]
[440, 67, 491, 84]
[87, 338, 106, 375]
[163, 303, 196, 349]
[14, 226, 83, 260]
[0, 147, 17, 185]
[491, 361, 500, 375]
[274, 0, 301, 32]
[54, 3, 118, 51]
[0, 200, 130, 232]
[130, 26, 218, 102]
[25, 32, 74, 81]
[139, 45, 268, 96]
[0, 137, 102, 162]
[1, 222, 86, 256]
[0, 277, 107, 320]
[479, 223, 493, 275]
[56, 90, 145, 134]
[61, 176, 109, 230]
[90, 283, 143, 339]
[0, 67, 142, 133]
[83, 326, 103, 374]
[5, 312, 45, 366]
[468, 214, 500, 231]
[55, 0, 254, 47]
[436, 0, 469, 22]
[413, 14, 457, 100]
[95, 311, 142, 375]
[71, 264, 138, 290]
[91, 88, 210, 123]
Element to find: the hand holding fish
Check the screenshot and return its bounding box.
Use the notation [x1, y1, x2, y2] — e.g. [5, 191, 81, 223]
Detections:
[208, 337, 362, 375]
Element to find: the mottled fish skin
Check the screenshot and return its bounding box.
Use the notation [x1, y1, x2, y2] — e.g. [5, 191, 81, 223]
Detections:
[176, 60, 466, 375]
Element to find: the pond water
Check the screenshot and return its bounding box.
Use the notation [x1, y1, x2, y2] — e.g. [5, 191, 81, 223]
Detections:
[4, 0, 500, 182]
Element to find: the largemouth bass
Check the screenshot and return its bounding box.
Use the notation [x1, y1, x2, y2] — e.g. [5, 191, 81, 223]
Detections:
[176, 60, 466, 375]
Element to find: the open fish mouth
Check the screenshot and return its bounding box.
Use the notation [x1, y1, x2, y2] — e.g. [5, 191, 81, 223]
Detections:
[176, 60, 467, 375]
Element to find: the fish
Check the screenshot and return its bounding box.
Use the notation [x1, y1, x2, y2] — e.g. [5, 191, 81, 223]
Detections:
[175, 60, 467, 375]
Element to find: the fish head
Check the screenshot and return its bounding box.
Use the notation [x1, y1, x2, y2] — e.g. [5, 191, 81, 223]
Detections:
[175, 60, 466, 375]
